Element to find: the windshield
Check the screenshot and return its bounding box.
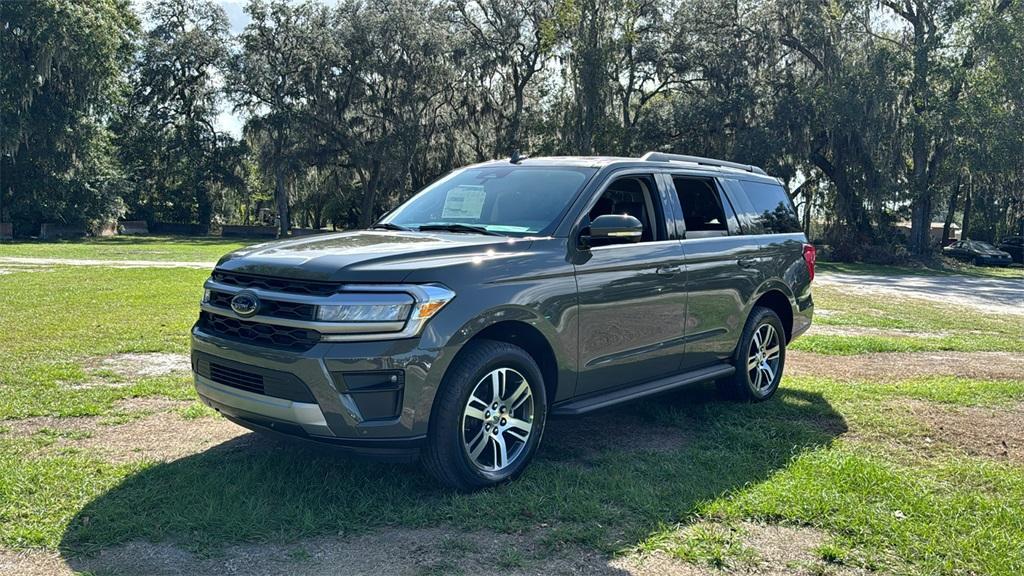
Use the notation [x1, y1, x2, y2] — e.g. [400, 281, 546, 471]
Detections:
[381, 166, 596, 236]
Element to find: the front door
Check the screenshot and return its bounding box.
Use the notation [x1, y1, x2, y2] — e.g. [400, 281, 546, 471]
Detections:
[573, 172, 688, 396]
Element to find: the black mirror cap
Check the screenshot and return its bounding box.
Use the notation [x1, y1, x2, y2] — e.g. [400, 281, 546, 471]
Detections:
[581, 214, 643, 246]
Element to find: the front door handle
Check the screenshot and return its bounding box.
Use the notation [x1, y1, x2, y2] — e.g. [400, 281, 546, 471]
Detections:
[656, 265, 682, 276]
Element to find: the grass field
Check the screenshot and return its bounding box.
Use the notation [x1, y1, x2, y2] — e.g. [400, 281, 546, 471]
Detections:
[0, 235, 259, 262]
[0, 240, 1022, 575]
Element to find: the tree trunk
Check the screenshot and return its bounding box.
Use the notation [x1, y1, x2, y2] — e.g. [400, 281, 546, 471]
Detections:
[274, 167, 290, 237]
[196, 183, 212, 235]
[909, 196, 932, 254]
[961, 176, 973, 240]
[942, 171, 962, 244]
[907, 17, 933, 256]
[357, 162, 382, 228]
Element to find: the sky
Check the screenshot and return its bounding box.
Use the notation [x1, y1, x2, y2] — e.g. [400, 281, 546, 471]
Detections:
[133, 0, 252, 138]
[212, 0, 248, 137]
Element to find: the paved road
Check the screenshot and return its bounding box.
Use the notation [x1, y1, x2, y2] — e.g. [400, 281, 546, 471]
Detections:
[816, 271, 1024, 315]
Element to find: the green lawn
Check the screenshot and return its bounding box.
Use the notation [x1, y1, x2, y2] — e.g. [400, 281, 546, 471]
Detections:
[789, 283, 1024, 355]
[0, 235, 261, 262]
[0, 262, 1022, 574]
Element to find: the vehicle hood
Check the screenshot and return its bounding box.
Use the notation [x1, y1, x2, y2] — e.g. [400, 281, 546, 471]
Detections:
[215, 230, 533, 282]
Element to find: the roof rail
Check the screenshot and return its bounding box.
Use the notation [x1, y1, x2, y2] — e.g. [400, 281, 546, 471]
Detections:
[640, 151, 767, 175]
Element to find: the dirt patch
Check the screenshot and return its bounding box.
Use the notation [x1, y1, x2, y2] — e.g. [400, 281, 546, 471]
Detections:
[73, 353, 191, 388]
[3, 399, 250, 463]
[612, 521, 870, 576]
[91, 352, 190, 379]
[787, 350, 1024, 382]
[0, 549, 69, 576]
[62, 411, 250, 463]
[5, 528, 620, 576]
[3, 524, 870, 576]
[904, 400, 1024, 462]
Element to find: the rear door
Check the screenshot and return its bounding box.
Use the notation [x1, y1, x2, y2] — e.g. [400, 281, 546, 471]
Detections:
[668, 174, 763, 371]
[726, 177, 806, 297]
[572, 170, 689, 396]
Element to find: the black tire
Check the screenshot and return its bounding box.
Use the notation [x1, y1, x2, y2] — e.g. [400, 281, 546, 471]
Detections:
[422, 339, 547, 491]
[718, 306, 786, 402]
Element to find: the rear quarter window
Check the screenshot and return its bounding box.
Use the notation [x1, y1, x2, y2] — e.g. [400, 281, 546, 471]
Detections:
[736, 180, 801, 234]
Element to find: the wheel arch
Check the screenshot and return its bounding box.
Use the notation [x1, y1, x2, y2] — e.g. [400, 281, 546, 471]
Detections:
[435, 306, 572, 411]
[469, 321, 560, 406]
[750, 286, 795, 342]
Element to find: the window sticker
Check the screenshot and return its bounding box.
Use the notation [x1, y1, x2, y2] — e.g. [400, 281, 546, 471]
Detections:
[441, 185, 486, 219]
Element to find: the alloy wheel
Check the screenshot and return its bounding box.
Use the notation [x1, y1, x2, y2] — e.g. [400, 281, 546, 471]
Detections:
[461, 367, 534, 472]
[747, 323, 781, 392]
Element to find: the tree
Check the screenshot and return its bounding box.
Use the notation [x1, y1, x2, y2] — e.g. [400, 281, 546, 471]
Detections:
[0, 0, 137, 236]
[117, 0, 234, 232]
[449, 0, 557, 157]
[228, 0, 329, 235]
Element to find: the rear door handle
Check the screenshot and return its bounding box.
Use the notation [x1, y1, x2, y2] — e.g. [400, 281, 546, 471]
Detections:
[656, 265, 682, 276]
[738, 257, 758, 268]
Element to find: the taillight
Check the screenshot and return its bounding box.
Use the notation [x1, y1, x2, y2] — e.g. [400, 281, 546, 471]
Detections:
[803, 243, 816, 282]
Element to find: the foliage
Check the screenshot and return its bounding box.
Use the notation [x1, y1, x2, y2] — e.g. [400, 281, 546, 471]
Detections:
[115, 0, 241, 232]
[0, 0, 138, 235]
[1, 0, 1022, 251]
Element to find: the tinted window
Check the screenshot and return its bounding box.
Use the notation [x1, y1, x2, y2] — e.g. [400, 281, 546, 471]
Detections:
[673, 176, 728, 237]
[737, 180, 801, 234]
[384, 166, 595, 236]
[589, 174, 662, 243]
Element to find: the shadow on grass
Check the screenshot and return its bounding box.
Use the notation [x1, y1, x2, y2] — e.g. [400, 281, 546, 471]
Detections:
[59, 383, 846, 563]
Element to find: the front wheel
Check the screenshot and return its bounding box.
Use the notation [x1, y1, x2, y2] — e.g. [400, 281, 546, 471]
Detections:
[422, 340, 547, 491]
[719, 306, 786, 402]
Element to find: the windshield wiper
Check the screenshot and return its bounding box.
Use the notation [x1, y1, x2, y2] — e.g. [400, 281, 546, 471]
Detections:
[369, 222, 412, 231]
[418, 223, 503, 236]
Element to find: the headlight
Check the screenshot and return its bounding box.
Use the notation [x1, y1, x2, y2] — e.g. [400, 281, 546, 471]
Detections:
[314, 285, 455, 325]
[202, 289, 211, 303]
[317, 301, 412, 322]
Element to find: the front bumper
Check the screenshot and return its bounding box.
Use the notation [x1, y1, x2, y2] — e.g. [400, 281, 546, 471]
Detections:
[191, 321, 449, 457]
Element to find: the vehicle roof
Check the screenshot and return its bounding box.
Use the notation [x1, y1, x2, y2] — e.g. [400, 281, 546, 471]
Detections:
[468, 154, 780, 183]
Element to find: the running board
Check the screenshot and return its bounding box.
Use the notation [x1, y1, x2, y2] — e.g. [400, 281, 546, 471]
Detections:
[551, 364, 735, 416]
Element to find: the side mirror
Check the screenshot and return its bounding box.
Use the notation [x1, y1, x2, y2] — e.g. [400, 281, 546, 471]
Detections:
[581, 214, 643, 247]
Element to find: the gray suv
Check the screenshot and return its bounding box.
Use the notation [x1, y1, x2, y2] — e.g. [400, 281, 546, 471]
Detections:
[192, 152, 815, 490]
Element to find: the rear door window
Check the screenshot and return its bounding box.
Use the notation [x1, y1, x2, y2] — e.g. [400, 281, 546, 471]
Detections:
[735, 180, 801, 234]
[671, 176, 734, 238]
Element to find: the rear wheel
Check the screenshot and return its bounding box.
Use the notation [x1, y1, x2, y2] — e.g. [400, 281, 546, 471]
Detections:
[422, 340, 547, 491]
[719, 306, 786, 401]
